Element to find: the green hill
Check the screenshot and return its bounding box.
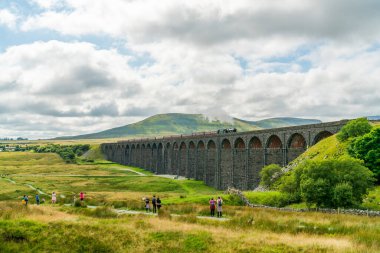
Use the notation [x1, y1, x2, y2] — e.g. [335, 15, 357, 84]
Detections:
[293, 121, 380, 164]
[56, 113, 321, 140]
[57, 113, 258, 140]
[247, 117, 321, 129]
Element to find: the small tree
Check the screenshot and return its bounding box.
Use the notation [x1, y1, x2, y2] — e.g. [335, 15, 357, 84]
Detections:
[279, 158, 375, 208]
[349, 128, 380, 182]
[259, 164, 282, 188]
[301, 178, 331, 208]
[337, 118, 372, 142]
[300, 158, 374, 208]
[277, 165, 305, 203]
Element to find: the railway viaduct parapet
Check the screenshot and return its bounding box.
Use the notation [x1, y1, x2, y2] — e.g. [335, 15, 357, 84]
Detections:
[101, 120, 348, 190]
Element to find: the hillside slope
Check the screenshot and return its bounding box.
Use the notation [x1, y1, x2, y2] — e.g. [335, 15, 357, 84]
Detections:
[249, 117, 321, 129]
[58, 113, 259, 140]
[292, 121, 380, 164]
[57, 113, 321, 140]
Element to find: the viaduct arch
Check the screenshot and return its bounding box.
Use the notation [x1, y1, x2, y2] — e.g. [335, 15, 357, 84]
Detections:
[101, 120, 347, 190]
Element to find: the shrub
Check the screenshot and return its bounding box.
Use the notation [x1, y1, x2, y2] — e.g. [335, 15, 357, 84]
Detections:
[226, 194, 245, 206]
[74, 200, 86, 208]
[277, 174, 301, 203]
[333, 182, 354, 208]
[279, 158, 375, 208]
[301, 178, 330, 208]
[245, 191, 293, 207]
[30, 144, 90, 163]
[337, 118, 372, 142]
[259, 164, 282, 188]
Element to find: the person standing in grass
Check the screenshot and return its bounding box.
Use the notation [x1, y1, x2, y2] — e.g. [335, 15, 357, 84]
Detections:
[156, 197, 161, 211]
[209, 198, 216, 217]
[22, 195, 28, 206]
[152, 195, 157, 213]
[80, 192, 85, 202]
[51, 192, 57, 204]
[35, 194, 40, 205]
[144, 197, 150, 212]
[217, 196, 223, 218]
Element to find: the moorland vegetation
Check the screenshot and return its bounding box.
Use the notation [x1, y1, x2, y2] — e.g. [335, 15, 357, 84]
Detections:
[0, 118, 379, 252]
[1, 150, 380, 253]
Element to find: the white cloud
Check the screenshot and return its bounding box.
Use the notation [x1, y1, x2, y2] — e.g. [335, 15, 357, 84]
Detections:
[29, 0, 62, 9]
[0, 41, 147, 138]
[21, 0, 380, 44]
[0, 9, 18, 28]
[0, 40, 139, 95]
[1, 1, 380, 138]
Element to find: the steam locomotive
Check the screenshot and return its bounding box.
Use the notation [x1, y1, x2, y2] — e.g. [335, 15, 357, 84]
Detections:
[216, 128, 237, 134]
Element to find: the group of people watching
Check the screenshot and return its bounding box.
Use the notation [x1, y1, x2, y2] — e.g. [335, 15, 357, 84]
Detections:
[23, 192, 223, 219]
[143, 195, 224, 218]
[209, 196, 223, 217]
[22, 191, 85, 206]
[144, 195, 161, 213]
[22, 194, 45, 206]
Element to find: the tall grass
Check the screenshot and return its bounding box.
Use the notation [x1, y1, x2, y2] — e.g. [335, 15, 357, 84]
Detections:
[1, 202, 379, 252]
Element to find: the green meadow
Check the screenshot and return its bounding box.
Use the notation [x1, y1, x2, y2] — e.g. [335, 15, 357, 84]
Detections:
[0, 152, 224, 208]
[1, 151, 380, 252]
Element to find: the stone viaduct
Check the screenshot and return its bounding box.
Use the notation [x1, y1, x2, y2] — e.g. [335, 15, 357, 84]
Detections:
[101, 120, 348, 190]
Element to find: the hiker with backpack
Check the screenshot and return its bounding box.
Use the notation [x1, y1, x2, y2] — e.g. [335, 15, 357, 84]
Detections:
[217, 196, 223, 217]
[209, 198, 216, 217]
[35, 194, 40, 205]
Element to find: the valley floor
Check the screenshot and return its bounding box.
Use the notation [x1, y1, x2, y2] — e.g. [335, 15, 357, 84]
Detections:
[1, 152, 380, 252]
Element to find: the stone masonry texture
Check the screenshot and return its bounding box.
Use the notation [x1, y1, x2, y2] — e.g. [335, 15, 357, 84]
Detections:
[101, 120, 347, 190]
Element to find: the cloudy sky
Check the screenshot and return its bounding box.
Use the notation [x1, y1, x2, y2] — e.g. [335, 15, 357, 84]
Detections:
[0, 0, 379, 139]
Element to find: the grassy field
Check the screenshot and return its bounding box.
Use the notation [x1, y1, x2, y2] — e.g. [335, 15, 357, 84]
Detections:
[1, 201, 380, 252]
[1, 151, 380, 252]
[0, 152, 223, 208]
